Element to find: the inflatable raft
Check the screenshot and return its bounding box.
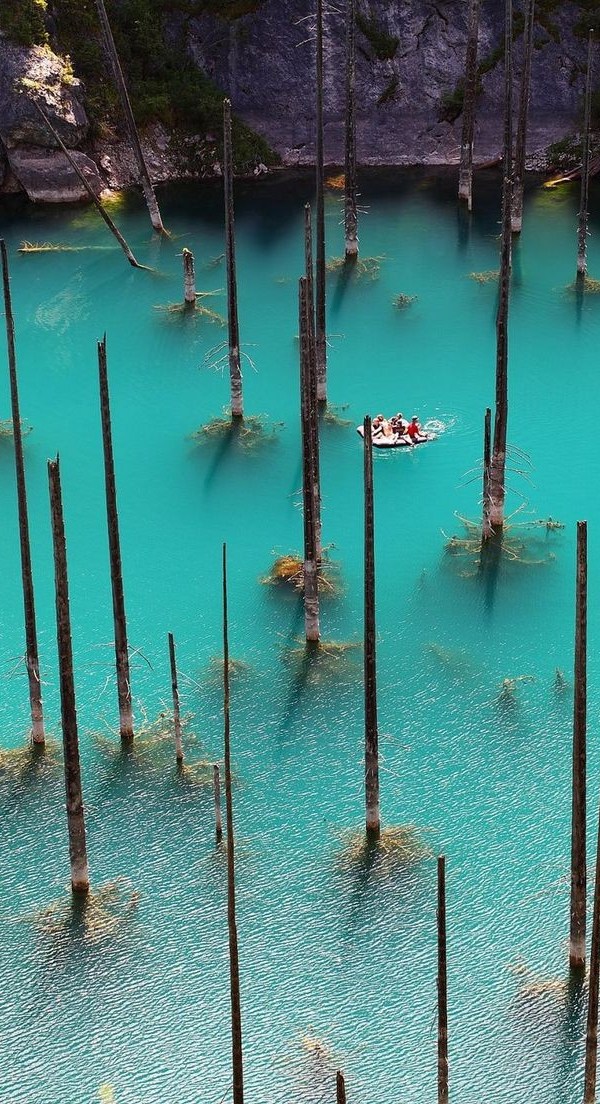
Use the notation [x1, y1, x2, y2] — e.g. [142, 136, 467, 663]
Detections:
[356, 424, 435, 449]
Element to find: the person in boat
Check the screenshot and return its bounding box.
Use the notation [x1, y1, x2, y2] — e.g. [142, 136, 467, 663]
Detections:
[373, 413, 393, 438]
[390, 412, 407, 435]
[406, 415, 426, 443]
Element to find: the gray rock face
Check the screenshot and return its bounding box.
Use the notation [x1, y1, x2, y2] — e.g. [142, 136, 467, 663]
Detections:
[7, 145, 102, 203]
[186, 0, 589, 165]
[0, 37, 89, 150]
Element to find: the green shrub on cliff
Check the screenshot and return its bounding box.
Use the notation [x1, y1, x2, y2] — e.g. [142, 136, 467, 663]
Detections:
[0, 0, 48, 46]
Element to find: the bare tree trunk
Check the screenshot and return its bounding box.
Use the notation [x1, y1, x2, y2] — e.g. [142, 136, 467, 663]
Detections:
[458, 0, 481, 210]
[168, 632, 184, 764]
[511, 0, 535, 233]
[570, 520, 587, 971]
[32, 100, 143, 269]
[344, 0, 358, 258]
[299, 277, 320, 642]
[223, 99, 243, 419]
[578, 32, 594, 280]
[486, 0, 513, 537]
[48, 457, 90, 895]
[336, 1070, 347, 1104]
[182, 248, 196, 306]
[481, 406, 492, 541]
[222, 544, 244, 1104]
[94, 0, 166, 234]
[363, 415, 380, 838]
[315, 0, 327, 402]
[584, 796, 600, 1103]
[98, 336, 134, 742]
[214, 763, 223, 844]
[1, 240, 45, 746]
[437, 854, 449, 1104]
[304, 205, 322, 562]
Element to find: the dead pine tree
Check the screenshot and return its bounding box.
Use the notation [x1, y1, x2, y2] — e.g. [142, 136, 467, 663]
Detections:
[222, 544, 245, 1104]
[299, 277, 320, 642]
[437, 855, 449, 1104]
[223, 99, 243, 419]
[483, 0, 513, 543]
[182, 248, 196, 307]
[1, 240, 45, 746]
[48, 457, 90, 895]
[315, 0, 327, 403]
[458, 0, 481, 211]
[511, 0, 535, 233]
[363, 415, 380, 838]
[570, 520, 587, 971]
[584, 797, 600, 1103]
[214, 763, 223, 844]
[344, 0, 358, 259]
[336, 1070, 347, 1104]
[577, 31, 594, 282]
[304, 204, 322, 562]
[33, 101, 144, 269]
[168, 632, 184, 764]
[98, 336, 134, 742]
[94, 0, 166, 235]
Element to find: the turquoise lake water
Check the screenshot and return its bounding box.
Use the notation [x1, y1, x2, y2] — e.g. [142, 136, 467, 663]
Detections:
[0, 169, 599, 1104]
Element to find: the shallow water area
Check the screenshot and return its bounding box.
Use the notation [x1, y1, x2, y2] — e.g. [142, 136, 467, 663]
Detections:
[0, 168, 599, 1103]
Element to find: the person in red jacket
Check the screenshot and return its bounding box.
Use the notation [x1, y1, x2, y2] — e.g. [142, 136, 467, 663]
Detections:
[406, 415, 424, 442]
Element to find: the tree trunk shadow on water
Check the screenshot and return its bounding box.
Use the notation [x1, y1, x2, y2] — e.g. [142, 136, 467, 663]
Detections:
[479, 531, 503, 616]
[200, 418, 243, 491]
[554, 972, 586, 1100]
[330, 256, 358, 316]
[456, 204, 472, 252]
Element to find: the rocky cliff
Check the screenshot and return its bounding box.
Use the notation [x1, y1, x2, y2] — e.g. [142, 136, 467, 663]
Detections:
[0, 0, 595, 204]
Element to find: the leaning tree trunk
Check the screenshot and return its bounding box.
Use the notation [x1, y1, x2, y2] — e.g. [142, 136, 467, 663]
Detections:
[1, 240, 45, 745]
[223, 99, 243, 419]
[511, 0, 535, 233]
[485, 0, 513, 539]
[344, 0, 358, 259]
[98, 336, 134, 741]
[578, 31, 594, 281]
[94, 0, 166, 235]
[458, 0, 481, 211]
[315, 0, 327, 402]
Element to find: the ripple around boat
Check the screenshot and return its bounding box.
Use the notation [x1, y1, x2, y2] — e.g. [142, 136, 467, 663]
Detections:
[1, 163, 600, 1104]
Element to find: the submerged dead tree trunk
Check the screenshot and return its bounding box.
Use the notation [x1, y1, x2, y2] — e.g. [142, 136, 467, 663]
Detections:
[94, 0, 165, 235]
[315, 0, 327, 402]
[336, 1071, 347, 1104]
[482, 406, 492, 537]
[48, 457, 90, 895]
[98, 336, 134, 742]
[511, 0, 535, 233]
[484, 0, 513, 539]
[344, 0, 358, 258]
[222, 544, 245, 1104]
[570, 520, 587, 971]
[33, 101, 143, 269]
[223, 99, 243, 419]
[304, 205, 322, 562]
[182, 248, 196, 306]
[458, 0, 481, 210]
[437, 855, 449, 1104]
[168, 632, 184, 764]
[363, 415, 380, 838]
[1, 241, 45, 746]
[299, 277, 320, 642]
[578, 32, 594, 281]
[584, 796, 600, 1103]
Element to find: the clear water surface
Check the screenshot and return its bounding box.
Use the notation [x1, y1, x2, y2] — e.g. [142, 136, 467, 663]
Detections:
[0, 168, 599, 1104]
